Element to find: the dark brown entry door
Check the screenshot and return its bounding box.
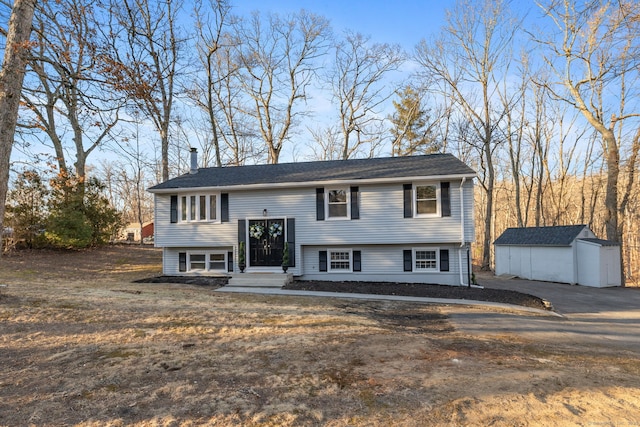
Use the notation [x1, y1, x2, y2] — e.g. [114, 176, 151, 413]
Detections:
[248, 219, 285, 267]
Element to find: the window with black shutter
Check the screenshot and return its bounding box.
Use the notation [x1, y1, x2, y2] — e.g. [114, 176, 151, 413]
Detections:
[316, 188, 325, 220]
[221, 193, 229, 222]
[350, 187, 359, 219]
[353, 250, 361, 272]
[178, 252, 187, 272]
[403, 250, 413, 271]
[403, 184, 413, 218]
[319, 251, 327, 272]
[441, 182, 451, 217]
[440, 249, 450, 271]
[227, 251, 234, 272]
[170, 195, 178, 223]
[286, 218, 295, 267]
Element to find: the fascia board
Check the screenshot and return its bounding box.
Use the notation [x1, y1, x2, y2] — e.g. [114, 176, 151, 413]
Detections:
[148, 173, 477, 194]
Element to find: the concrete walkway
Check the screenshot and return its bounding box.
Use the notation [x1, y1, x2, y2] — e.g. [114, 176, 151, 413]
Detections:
[216, 277, 640, 353]
[215, 285, 556, 316]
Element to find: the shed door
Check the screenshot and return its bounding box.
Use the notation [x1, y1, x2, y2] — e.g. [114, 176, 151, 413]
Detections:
[508, 247, 521, 277]
[604, 246, 620, 286]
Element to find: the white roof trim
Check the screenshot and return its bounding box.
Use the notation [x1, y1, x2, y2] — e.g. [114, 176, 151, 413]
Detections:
[148, 173, 476, 193]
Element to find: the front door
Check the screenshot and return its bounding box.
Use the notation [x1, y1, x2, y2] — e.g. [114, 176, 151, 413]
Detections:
[248, 219, 285, 267]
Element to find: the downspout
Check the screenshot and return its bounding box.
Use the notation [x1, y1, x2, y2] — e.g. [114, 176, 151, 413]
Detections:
[459, 178, 466, 286]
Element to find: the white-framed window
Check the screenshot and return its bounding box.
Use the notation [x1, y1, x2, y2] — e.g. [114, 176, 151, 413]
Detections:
[189, 253, 207, 270]
[185, 251, 227, 272]
[413, 183, 440, 217]
[326, 188, 350, 219]
[329, 249, 352, 272]
[179, 193, 220, 223]
[208, 253, 226, 271]
[413, 248, 439, 271]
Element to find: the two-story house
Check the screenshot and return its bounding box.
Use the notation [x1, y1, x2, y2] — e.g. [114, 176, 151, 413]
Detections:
[148, 151, 476, 286]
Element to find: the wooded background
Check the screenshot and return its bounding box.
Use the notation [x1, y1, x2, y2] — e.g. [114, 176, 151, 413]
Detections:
[1, 0, 638, 283]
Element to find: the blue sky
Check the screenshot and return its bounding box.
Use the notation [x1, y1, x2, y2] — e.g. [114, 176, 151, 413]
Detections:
[232, 0, 458, 50]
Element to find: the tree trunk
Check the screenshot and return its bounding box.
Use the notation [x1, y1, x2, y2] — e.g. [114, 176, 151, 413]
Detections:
[161, 128, 169, 182]
[603, 129, 619, 242]
[481, 142, 495, 271]
[0, 0, 37, 254]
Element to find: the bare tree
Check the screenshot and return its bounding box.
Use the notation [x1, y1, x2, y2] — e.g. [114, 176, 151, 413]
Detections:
[189, 0, 232, 167]
[233, 10, 331, 164]
[307, 125, 342, 160]
[112, 118, 154, 242]
[499, 53, 530, 228]
[0, 0, 37, 253]
[534, 0, 640, 242]
[330, 32, 404, 159]
[106, 0, 184, 181]
[20, 0, 121, 182]
[415, 0, 520, 270]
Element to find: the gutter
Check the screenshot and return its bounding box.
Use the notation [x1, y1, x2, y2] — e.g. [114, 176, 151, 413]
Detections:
[147, 173, 478, 193]
[459, 177, 467, 286]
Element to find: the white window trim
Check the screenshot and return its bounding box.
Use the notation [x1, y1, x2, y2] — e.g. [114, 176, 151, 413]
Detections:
[325, 187, 351, 220]
[186, 251, 228, 272]
[412, 247, 440, 272]
[178, 193, 221, 223]
[327, 248, 353, 273]
[413, 182, 440, 218]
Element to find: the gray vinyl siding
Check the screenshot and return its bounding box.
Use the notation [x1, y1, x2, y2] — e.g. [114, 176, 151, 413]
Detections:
[298, 181, 473, 246]
[154, 178, 474, 282]
[156, 181, 473, 246]
[154, 194, 237, 247]
[163, 247, 233, 276]
[301, 244, 468, 285]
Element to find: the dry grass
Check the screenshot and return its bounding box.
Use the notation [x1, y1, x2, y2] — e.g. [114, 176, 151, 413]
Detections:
[1, 246, 640, 426]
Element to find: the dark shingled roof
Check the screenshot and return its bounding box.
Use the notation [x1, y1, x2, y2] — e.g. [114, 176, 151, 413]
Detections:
[494, 225, 589, 246]
[148, 153, 476, 191]
[579, 238, 620, 247]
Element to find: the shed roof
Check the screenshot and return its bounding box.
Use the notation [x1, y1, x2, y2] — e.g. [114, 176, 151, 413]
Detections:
[148, 153, 476, 192]
[494, 225, 589, 246]
[578, 238, 620, 247]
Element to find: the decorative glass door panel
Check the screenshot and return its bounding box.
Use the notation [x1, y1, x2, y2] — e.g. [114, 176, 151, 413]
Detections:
[248, 219, 285, 267]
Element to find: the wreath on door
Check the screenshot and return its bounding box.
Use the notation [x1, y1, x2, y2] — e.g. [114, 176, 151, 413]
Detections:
[249, 224, 265, 239]
[269, 222, 283, 237]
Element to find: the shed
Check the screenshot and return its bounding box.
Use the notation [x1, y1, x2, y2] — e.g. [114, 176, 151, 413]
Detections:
[494, 225, 621, 287]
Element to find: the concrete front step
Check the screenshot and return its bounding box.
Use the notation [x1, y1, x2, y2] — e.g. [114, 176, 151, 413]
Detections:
[227, 273, 293, 288]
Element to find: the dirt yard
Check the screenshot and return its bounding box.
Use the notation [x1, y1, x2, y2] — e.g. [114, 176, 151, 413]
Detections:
[1, 246, 639, 426]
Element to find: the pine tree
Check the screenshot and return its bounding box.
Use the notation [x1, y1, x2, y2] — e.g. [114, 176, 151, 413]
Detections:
[389, 86, 440, 156]
[6, 170, 49, 248]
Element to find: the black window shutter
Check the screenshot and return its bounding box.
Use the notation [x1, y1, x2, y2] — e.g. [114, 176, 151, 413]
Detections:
[319, 250, 327, 272]
[440, 249, 450, 272]
[227, 251, 234, 272]
[403, 184, 413, 218]
[353, 250, 361, 272]
[350, 186, 359, 220]
[286, 218, 295, 267]
[238, 219, 246, 243]
[316, 188, 325, 221]
[403, 250, 413, 272]
[441, 182, 451, 217]
[170, 195, 178, 223]
[179, 252, 187, 272]
[221, 193, 229, 222]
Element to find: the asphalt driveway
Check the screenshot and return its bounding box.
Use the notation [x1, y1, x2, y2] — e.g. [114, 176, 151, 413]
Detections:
[446, 274, 640, 353]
